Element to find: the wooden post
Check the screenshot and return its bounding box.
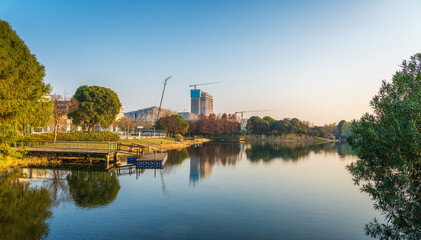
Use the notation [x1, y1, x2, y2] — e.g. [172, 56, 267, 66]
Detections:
[106, 154, 109, 169]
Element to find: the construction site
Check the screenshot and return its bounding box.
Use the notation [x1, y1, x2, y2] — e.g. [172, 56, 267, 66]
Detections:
[124, 78, 266, 127]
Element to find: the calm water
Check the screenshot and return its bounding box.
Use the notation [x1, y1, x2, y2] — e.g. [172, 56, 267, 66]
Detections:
[1, 142, 381, 240]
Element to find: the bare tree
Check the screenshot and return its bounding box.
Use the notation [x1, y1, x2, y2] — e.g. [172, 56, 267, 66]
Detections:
[51, 94, 76, 142]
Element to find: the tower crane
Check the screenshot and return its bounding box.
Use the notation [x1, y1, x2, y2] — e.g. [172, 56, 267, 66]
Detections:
[234, 110, 269, 120]
[156, 75, 172, 122]
[189, 82, 219, 89]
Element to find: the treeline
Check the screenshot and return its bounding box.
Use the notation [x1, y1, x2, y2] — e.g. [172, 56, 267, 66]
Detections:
[247, 116, 352, 139]
[188, 113, 240, 136]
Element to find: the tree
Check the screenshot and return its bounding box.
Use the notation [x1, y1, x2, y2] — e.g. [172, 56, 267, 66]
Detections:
[247, 116, 269, 135]
[347, 53, 421, 238]
[114, 117, 134, 135]
[0, 20, 53, 133]
[68, 85, 122, 131]
[155, 115, 189, 137]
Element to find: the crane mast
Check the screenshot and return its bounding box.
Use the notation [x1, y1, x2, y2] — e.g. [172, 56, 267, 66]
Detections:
[156, 75, 172, 122]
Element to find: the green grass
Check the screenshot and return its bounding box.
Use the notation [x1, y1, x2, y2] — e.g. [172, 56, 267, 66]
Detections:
[120, 137, 178, 145]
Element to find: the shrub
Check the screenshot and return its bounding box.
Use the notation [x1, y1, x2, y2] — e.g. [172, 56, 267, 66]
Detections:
[24, 132, 120, 141]
[174, 134, 184, 142]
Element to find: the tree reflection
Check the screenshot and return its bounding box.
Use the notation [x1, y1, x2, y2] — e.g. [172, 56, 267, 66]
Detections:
[66, 171, 120, 208]
[246, 142, 354, 162]
[166, 148, 189, 166]
[42, 170, 72, 206]
[347, 158, 421, 238]
[0, 170, 52, 240]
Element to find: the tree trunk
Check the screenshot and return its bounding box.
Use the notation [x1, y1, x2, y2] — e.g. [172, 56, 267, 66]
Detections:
[53, 120, 58, 142]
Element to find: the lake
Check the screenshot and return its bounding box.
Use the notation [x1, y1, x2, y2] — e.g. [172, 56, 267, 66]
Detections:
[0, 142, 381, 240]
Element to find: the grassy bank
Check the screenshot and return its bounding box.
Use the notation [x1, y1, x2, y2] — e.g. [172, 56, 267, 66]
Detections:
[0, 155, 63, 173]
[120, 138, 210, 151]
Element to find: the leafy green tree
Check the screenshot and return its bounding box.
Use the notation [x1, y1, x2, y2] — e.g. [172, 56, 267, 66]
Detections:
[246, 116, 269, 135]
[348, 53, 421, 239]
[0, 20, 53, 133]
[68, 85, 122, 131]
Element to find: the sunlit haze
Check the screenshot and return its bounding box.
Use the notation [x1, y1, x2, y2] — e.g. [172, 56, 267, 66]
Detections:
[1, 0, 421, 125]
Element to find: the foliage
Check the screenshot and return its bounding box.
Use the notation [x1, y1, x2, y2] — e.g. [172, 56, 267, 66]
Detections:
[68, 85, 122, 131]
[188, 113, 240, 136]
[0, 170, 52, 239]
[66, 170, 120, 208]
[0, 20, 53, 133]
[347, 53, 421, 239]
[0, 125, 21, 144]
[334, 120, 352, 140]
[155, 115, 189, 136]
[24, 131, 120, 141]
[114, 117, 132, 133]
[247, 116, 269, 135]
[0, 125, 25, 158]
[174, 134, 183, 141]
[248, 116, 312, 136]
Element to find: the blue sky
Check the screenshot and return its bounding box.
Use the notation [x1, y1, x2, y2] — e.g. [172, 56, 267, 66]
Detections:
[1, 0, 421, 125]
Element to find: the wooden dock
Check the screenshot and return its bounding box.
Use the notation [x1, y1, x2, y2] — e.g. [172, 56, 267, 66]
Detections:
[12, 141, 167, 170]
[12, 141, 119, 170]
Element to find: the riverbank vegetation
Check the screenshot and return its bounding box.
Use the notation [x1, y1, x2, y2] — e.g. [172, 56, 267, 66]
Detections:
[348, 53, 421, 238]
[188, 113, 240, 136]
[247, 116, 351, 140]
[23, 132, 120, 141]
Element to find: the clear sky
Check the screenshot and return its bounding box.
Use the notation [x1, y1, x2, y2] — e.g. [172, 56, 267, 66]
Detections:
[1, 0, 421, 125]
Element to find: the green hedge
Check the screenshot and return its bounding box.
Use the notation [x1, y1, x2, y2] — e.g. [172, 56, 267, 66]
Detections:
[24, 132, 120, 141]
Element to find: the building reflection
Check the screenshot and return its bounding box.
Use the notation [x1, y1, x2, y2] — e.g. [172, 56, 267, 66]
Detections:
[189, 155, 213, 183]
[188, 143, 241, 184]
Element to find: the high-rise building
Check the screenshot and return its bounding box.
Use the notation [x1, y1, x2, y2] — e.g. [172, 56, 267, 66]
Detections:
[190, 89, 213, 116]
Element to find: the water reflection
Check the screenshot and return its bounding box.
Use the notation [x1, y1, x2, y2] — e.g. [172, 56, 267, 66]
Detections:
[348, 155, 421, 238]
[188, 143, 241, 183]
[165, 142, 354, 183]
[0, 170, 52, 240]
[67, 171, 120, 208]
[246, 142, 355, 162]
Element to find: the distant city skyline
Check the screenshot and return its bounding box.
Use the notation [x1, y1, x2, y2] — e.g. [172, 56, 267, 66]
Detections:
[1, 0, 421, 125]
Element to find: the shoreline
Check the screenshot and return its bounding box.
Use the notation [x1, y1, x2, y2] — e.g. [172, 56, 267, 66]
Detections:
[0, 136, 337, 173]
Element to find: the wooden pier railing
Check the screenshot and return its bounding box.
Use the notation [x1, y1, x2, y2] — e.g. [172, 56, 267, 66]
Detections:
[12, 141, 119, 153]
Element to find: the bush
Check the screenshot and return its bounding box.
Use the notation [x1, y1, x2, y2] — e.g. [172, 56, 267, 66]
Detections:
[24, 132, 120, 141]
[174, 134, 184, 142]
